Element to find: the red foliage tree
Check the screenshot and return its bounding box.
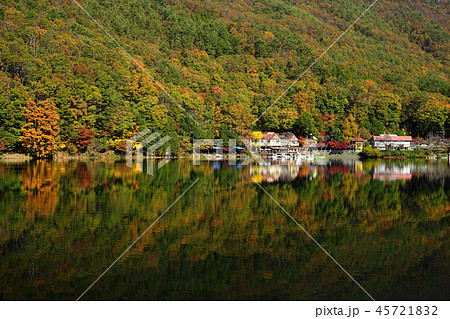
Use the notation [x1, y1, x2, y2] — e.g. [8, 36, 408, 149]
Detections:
[327, 141, 350, 150]
[75, 128, 94, 152]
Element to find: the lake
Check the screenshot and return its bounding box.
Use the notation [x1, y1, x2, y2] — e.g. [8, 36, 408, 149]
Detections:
[0, 158, 449, 300]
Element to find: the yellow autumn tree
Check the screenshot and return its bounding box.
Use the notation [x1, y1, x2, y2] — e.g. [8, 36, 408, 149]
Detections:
[251, 131, 263, 141]
[21, 100, 60, 158]
[341, 113, 359, 141]
[228, 103, 255, 138]
[292, 91, 315, 115]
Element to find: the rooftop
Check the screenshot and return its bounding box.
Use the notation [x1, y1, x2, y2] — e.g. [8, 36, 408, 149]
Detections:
[261, 132, 297, 140]
[372, 135, 412, 141]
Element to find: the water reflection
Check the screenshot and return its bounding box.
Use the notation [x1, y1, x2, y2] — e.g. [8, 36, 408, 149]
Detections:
[21, 161, 60, 217]
[0, 159, 449, 300]
[247, 159, 450, 183]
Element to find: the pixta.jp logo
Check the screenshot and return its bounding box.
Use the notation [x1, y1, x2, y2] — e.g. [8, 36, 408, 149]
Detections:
[126, 129, 171, 175]
[192, 139, 265, 165]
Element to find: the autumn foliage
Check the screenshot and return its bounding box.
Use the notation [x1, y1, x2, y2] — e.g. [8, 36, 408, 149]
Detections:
[21, 100, 60, 158]
[0, 0, 449, 154]
[75, 128, 94, 152]
[327, 141, 350, 150]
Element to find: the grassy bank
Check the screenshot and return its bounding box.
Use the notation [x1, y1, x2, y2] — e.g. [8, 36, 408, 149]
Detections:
[0, 151, 190, 161]
[0, 153, 32, 161]
[360, 146, 446, 159]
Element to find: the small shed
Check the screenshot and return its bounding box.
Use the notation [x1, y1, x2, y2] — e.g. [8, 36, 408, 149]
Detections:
[351, 137, 365, 152]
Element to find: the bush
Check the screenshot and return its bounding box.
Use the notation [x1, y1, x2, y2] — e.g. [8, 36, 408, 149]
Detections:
[361, 146, 382, 158]
[361, 146, 433, 158]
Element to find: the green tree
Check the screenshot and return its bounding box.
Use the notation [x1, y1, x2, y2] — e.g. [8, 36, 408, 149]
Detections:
[414, 95, 450, 137]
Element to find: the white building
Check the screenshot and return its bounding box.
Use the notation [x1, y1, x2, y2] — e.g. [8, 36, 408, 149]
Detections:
[370, 134, 413, 150]
[258, 132, 299, 148]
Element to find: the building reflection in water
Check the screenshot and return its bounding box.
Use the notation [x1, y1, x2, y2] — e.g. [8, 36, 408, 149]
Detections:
[1, 159, 449, 300]
[372, 162, 412, 181]
[248, 159, 450, 183]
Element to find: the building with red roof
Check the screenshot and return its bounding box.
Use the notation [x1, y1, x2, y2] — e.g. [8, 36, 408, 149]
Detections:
[369, 134, 413, 150]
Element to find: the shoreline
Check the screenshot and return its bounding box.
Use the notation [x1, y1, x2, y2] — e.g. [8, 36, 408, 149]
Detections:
[2, 152, 448, 162]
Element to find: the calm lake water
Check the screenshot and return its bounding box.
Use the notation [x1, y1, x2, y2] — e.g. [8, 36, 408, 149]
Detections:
[0, 158, 449, 300]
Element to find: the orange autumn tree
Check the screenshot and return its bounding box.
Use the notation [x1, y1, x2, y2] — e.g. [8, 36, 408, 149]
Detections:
[21, 100, 60, 158]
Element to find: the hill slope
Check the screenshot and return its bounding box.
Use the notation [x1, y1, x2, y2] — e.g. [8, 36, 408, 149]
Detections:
[0, 0, 449, 155]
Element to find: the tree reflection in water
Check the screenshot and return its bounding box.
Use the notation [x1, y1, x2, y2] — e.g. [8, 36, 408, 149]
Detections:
[0, 159, 449, 300]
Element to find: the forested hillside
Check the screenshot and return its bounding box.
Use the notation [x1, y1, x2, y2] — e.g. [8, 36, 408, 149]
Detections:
[0, 0, 449, 156]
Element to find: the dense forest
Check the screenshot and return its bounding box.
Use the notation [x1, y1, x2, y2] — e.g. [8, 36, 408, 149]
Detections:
[0, 0, 449, 156]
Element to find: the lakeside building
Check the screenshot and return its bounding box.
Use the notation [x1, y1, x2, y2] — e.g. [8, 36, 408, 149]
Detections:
[369, 134, 413, 150]
[256, 132, 303, 155]
[256, 132, 365, 155]
[257, 132, 299, 148]
[351, 137, 365, 152]
[412, 138, 429, 150]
